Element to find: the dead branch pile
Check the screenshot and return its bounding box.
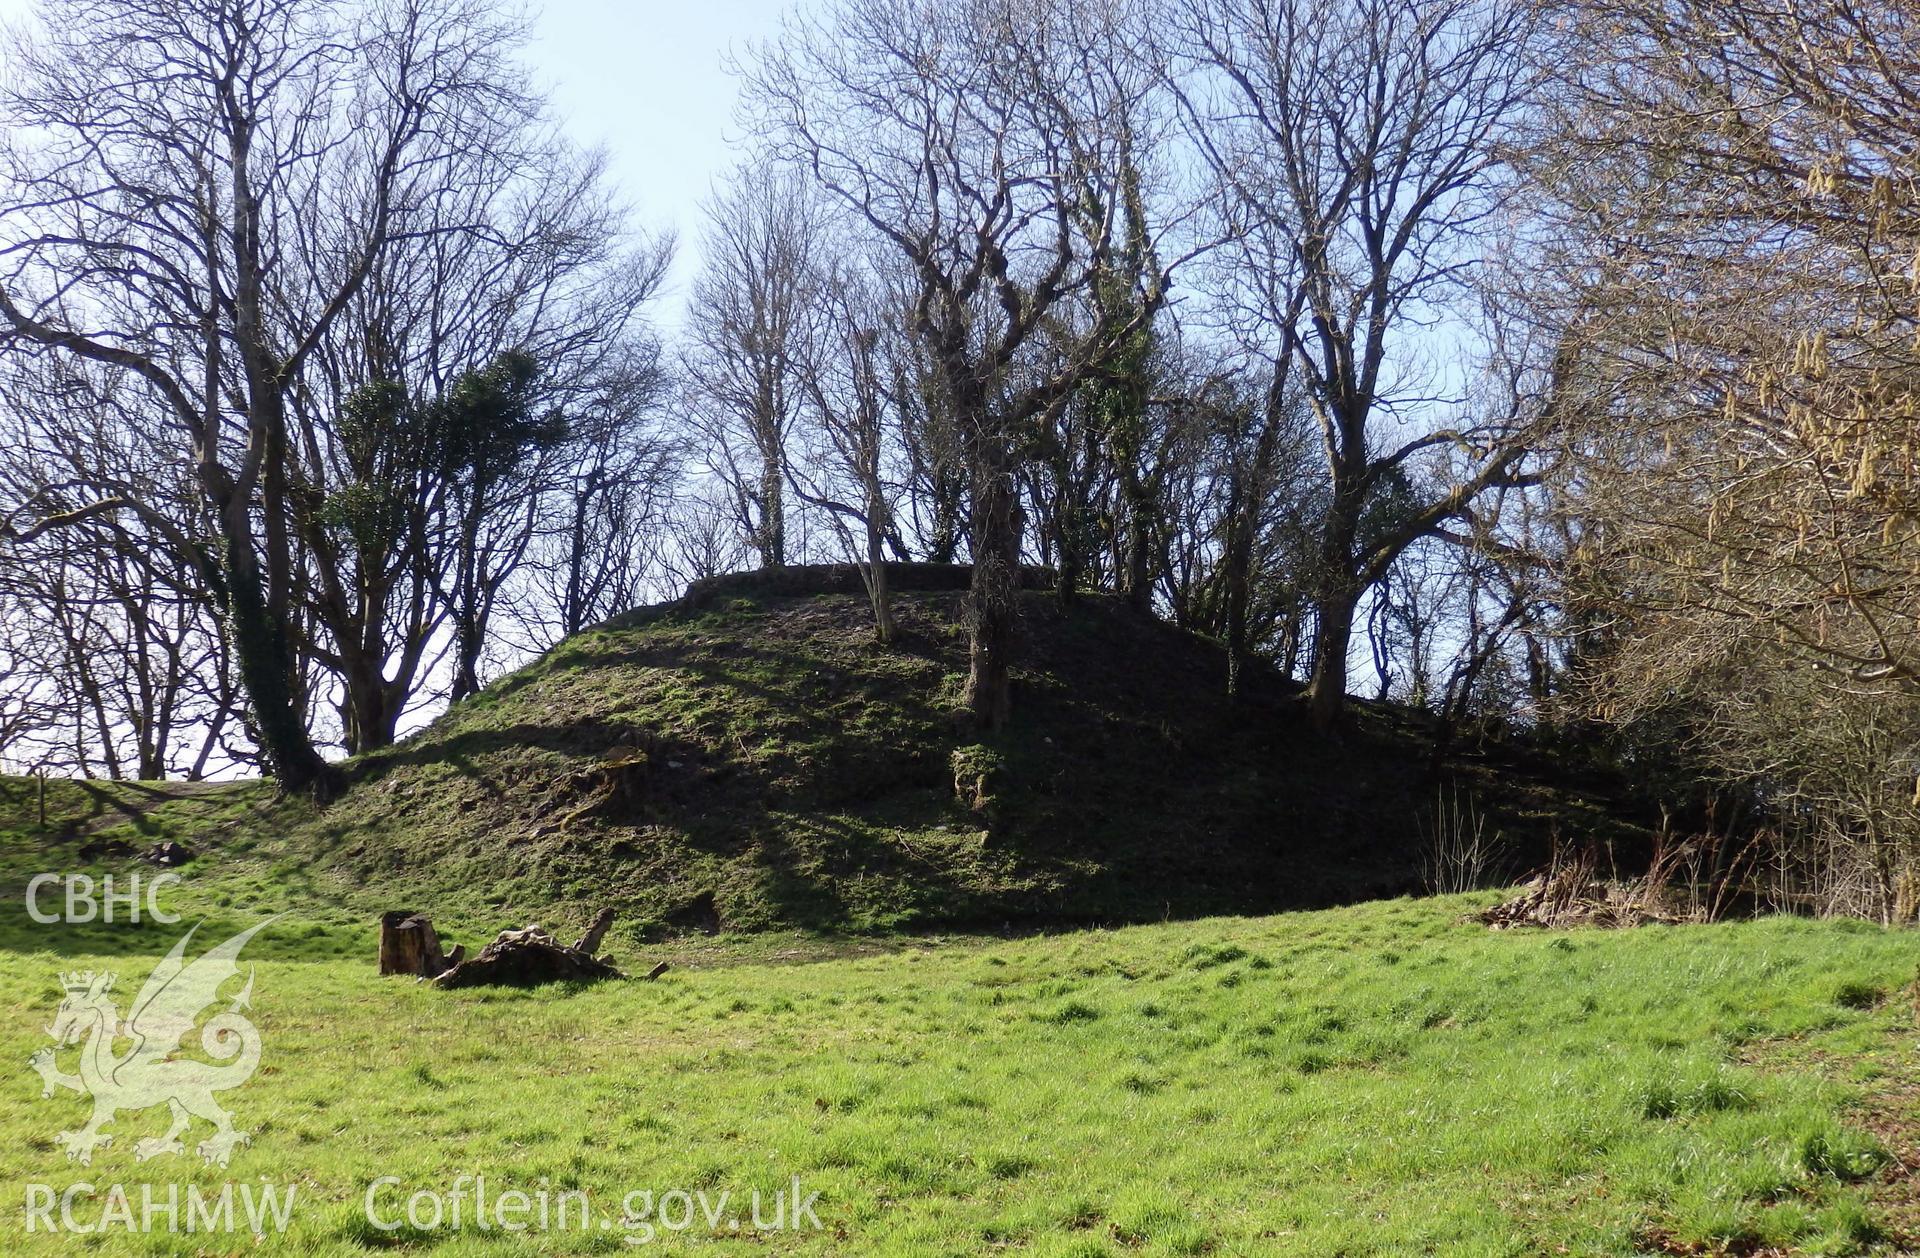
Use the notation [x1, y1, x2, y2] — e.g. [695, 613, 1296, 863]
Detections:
[1477, 843, 1689, 930]
[1478, 870, 1679, 929]
[1480, 827, 1774, 930]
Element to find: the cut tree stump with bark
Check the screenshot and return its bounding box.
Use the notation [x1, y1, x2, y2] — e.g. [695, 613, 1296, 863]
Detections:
[378, 911, 460, 977]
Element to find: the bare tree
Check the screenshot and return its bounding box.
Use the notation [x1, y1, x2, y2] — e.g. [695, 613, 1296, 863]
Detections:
[1154, 356, 1323, 694]
[0, 0, 537, 791]
[891, 324, 970, 565]
[1536, 0, 1920, 693]
[658, 488, 753, 590]
[299, 141, 669, 748]
[0, 356, 243, 777]
[789, 263, 911, 641]
[1175, 0, 1548, 728]
[518, 346, 680, 645]
[684, 162, 821, 571]
[744, 0, 1189, 729]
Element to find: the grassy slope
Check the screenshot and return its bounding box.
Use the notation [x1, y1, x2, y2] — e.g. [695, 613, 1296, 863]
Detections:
[0, 584, 1640, 943]
[1, 893, 1915, 1254]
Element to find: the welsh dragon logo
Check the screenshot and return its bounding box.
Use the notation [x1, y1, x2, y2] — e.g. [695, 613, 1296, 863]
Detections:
[26, 919, 272, 1167]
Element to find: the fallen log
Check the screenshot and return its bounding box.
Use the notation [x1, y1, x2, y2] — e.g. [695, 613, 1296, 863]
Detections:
[433, 916, 625, 989]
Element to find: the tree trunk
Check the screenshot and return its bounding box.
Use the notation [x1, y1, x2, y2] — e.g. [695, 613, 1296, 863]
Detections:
[1305, 462, 1365, 730]
[865, 517, 895, 645]
[449, 475, 488, 703]
[342, 657, 400, 755]
[1222, 492, 1255, 701]
[1221, 396, 1287, 699]
[1305, 582, 1360, 732]
[565, 486, 591, 636]
[1121, 477, 1155, 613]
[450, 615, 482, 703]
[965, 437, 1019, 732]
[224, 536, 333, 793]
[926, 470, 965, 565]
[760, 456, 786, 568]
[1053, 508, 1082, 604]
[223, 117, 332, 790]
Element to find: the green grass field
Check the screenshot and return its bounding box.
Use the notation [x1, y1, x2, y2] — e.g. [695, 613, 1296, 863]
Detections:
[2, 887, 1915, 1255]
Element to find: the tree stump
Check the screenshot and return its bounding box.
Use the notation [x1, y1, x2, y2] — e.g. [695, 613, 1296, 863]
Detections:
[378, 910, 456, 977]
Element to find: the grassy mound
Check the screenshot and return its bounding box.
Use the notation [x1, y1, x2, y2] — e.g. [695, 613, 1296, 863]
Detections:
[0, 568, 1638, 939]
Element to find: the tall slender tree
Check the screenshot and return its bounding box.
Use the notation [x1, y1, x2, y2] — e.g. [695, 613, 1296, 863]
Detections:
[684, 163, 821, 570]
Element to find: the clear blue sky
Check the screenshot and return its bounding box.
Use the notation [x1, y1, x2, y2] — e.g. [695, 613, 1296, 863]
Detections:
[527, 0, 792, 320]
